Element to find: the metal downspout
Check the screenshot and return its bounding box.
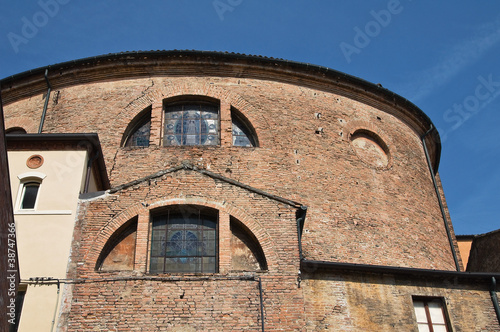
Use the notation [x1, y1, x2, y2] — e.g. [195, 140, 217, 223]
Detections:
[258, 277, 265, 332]
[421, 125, 461, 271]
[50, 280, 60, 332]
[296, 206, 308, 261]
[491, 277, 500, 326]
[84, 149, 99, 193]
[38, 69, 51, 133]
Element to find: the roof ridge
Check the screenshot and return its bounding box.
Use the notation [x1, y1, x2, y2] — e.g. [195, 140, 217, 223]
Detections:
[108, 162, 304, 208]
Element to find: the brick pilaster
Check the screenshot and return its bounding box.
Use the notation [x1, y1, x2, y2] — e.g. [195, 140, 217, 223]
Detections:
[150, 101, 163, 146]
[220, 100, 232, 147]
[218, 210, 231, 273]
[134, 211, 150, 272]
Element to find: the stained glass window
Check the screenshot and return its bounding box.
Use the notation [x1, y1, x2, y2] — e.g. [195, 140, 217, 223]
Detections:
[125, 118, 151, 147]
[232, 117, 256, 147]
[164, 103, 219, 146]
[150, 207, 217, 273]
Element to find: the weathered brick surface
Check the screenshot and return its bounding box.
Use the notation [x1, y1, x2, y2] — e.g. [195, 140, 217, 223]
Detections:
[2, 52, 487, 331]
[3, 75, 457, 270]
[61, 169, 304, 330]
[467, 229, 500, 272]
[68, 278, 263, 331]
[3, 95, 44, 133]
[302, 271, 500, 331]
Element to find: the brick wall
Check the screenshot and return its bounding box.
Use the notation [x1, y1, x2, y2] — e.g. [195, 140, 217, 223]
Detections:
[58, 169, 305, 330]
[1, 53, 477, 331]
[302, 271, 500, 331]
[467, 230, 500, 272]
[3, 75, 457, 270]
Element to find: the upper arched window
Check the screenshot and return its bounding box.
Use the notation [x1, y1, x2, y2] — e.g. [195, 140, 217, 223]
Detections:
[122, 98, 258, 148]
[163, 102, 219, 146]
[231, 109, 257, 147]
[123, 110, 151, 147]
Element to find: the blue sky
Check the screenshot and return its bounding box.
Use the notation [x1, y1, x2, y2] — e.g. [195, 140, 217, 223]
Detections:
[1, 1, 499, 235]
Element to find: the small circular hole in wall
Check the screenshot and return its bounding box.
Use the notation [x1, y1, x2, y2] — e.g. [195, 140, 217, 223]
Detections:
[350, 130, 389, 168]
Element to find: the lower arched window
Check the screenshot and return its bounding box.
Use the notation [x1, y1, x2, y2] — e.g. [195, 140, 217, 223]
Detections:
[149, 206, 217, 273]
[96, 205, 268, 273]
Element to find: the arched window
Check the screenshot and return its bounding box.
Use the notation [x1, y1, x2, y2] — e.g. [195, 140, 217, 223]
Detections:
[123, 110, 151, 147]
[230, 217, 267, 270]
[122, 98, 260, 148]
[20, 182, 40, 209]
[6, 127, 27, 134]
[16, 172, 46, 211]
[96, 217, 137, 271]
[95, 205, 268, 273]
[150, 206, 218, 273]
[231, 109, 257, 147]
[163, 102, 219, 146]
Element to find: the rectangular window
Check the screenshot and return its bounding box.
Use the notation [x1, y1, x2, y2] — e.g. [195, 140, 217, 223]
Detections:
[20, 182, 40, 209]
[413, 297, 450, 332]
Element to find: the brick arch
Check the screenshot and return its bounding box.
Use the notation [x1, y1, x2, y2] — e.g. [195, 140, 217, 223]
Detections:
[342, 119, 396, 169]
[84, 202, 148, 267]
[86, 196, 279, 272]
[4, 116, 38, 133]
[118, 82, 265, 147]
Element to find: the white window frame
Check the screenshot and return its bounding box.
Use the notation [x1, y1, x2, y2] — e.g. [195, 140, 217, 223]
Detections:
[413, 297, 450, 332]
[15, 172, 46, 212]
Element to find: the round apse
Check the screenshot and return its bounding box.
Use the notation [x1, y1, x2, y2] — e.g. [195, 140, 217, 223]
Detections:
[350, 130, 390, 168]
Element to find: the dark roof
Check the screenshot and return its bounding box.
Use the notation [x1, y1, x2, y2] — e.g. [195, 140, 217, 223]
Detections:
[457, 228, 500, 239]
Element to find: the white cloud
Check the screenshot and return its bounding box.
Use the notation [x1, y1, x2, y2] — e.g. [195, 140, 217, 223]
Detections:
[401, 17, 500, 102]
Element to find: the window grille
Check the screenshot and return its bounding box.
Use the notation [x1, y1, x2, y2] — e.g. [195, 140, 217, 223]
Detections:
[164, 103, 219, 146]
[150, 207, 217, 273]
